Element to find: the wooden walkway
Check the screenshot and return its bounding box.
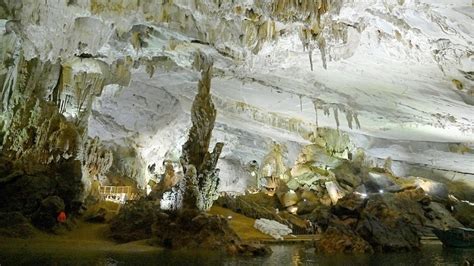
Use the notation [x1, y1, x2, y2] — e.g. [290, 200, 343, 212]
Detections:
[99, 186, 138, 205]
[255, 235, 440, 244]
[256, 234, 321, 244]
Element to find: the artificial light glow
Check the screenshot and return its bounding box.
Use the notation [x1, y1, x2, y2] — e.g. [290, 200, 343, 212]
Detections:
[461, 200, 474, 206]
[354, 192, 368, 198]
[379, 189, 384, 194]
[287, 205, 298, 214]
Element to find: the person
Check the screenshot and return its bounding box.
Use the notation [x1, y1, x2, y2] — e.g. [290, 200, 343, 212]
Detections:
[57, 211, 67, 223]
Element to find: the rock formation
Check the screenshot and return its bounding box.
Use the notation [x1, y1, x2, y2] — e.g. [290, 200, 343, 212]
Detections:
[109, 198, 271, 256]
[0, 22, 117, 231]
[0, 2, 472, 259]
[179, 52, 224, 212]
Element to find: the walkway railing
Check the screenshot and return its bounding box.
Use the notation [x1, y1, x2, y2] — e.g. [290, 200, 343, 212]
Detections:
[99, 185, 138, 204]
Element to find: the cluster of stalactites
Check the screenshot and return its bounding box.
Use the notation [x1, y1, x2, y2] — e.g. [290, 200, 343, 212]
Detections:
[313, 99, 361, 131]
[79, 136, 113, 179]
[270, 0, 332, 23]
[0, 51, 81, 166]
[243, 0, 333, 66]
[54, 68, 105, 129]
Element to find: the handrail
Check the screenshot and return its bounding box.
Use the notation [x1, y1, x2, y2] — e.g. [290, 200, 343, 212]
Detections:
[98, 185, 137, 203]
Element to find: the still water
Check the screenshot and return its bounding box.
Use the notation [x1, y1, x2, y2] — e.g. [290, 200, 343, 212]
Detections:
[0, 242, 472, 266]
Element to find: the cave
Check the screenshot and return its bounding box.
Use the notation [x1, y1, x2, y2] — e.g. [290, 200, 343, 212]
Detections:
[0, 1, 473, 265]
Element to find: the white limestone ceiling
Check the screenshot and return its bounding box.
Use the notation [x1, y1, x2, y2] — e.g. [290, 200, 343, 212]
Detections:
[6, 0, 473, 183]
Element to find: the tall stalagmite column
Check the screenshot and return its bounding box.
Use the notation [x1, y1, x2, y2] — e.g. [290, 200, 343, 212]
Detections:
[180, 52, 223, 211]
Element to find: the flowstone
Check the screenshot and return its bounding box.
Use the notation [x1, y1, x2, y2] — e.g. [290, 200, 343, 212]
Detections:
[254, 218, 292, 240]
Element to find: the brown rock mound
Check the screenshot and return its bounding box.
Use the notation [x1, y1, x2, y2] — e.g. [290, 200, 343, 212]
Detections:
[109, 199, 271, 256]
[316, 225, 373, 254]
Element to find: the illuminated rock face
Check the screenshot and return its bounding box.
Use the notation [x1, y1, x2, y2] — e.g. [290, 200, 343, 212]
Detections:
[0, 1, 473, 197]
[180, 53, 223, 211]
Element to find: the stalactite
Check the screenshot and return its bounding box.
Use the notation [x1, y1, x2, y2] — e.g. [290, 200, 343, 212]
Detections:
[315, 106, 319, 128]
[71, 71, 104, 128]
[299, 95, 303, 111]
[80, 136, 113, 178]
[0, 29, 20, 113]
[317, 35, 327, 69]
[323, 106, 330, 116]
[312, 99, 320, 138]
[354, 112, 361, 129]
[346, 109, 354, 129]
[333, 106, 339, 129]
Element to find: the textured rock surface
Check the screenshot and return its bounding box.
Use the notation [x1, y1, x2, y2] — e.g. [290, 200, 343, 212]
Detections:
[316, 225, 373, 254]
[151, 208, 271, 255]
[453, 201, 474, 228]
[0, 159, 83, 219]
[31, 196, 65, 230]
[109, 198, 271, 256]
[180, 53, 224, 211]
[109, 198, 157, 243]
[0, 1, 473, 202]
[355, 194, 421, 252]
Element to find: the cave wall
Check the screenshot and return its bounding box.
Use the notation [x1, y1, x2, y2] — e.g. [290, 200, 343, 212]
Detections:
[0, 0, 472, 200]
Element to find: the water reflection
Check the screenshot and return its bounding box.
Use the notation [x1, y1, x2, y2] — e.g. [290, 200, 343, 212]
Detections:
[0, 242, 472, 266]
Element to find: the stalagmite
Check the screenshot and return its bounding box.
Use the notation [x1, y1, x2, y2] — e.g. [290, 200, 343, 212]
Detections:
[179, 51, 224, 212]
[259, 142, 287, 182]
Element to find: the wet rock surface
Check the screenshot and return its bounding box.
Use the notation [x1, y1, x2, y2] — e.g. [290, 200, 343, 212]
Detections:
[151, 209, 271, 256]
[316, 225, 373, 254]
[0, 157, 83, 233]
[152, 209, 235, 249]
[217, 163, 469, 254]
[31, 196, 65, 230]
[109, 198, 271, 256]
[215, 193, 308, 233]
[453, 202, 474, 228]
[314, 186, 471, 253]
[355, 195, 421, 252]
[109, 199, 157, 243]
[0, 212, 35, 238]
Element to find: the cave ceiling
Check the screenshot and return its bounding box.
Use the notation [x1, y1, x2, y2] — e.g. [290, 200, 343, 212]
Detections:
[1, 0, 473, 187]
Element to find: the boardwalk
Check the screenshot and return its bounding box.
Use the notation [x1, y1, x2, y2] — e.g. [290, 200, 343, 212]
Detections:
[99, 186, 137, 205]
